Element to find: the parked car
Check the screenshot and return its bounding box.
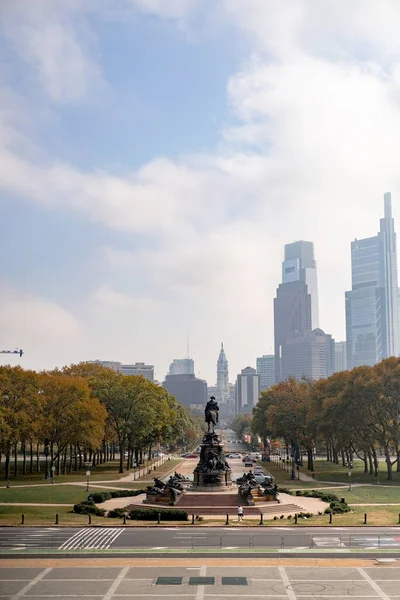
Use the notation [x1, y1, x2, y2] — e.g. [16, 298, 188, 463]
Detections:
[185, 453, 199, 458]
[254, 466, 265, 474]
[244, 461, 253, 467]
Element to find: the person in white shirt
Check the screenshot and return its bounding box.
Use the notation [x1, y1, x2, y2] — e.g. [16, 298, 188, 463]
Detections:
[237, 505, 244, 521]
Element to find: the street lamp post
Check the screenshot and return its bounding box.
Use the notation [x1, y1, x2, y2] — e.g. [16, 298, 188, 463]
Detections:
[51, 466, 56, 484]
[348, 462, 353, 492]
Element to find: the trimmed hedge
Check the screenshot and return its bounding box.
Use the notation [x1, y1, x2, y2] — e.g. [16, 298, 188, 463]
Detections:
[277, 487, 293, 495]
[108, 508, 127, 519]
[88, 489, 146, 504]
[129, 508, 188, 521]
[73, 501, 106, 516]
[325, 501, 351, 515]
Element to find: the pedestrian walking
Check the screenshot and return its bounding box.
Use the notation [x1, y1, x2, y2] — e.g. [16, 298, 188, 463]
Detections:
[237, 505, 244, 521]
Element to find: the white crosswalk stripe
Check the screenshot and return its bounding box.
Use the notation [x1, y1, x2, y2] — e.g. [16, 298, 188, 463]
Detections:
[59, 528, 125, 549]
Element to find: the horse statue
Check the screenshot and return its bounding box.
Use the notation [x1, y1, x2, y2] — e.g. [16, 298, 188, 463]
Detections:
[205, 396, 219, 433]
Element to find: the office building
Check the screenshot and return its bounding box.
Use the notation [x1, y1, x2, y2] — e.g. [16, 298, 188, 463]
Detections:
[118, 362, 154, 381]
[345, 193, 399, 369]
[168, 358, 195, 376]
[334, 341, 347, 372]
[216, 343, 230, 404]
[281, 329, 335, 381]
[274, 241, 318, 382]
[235, 367, 260, 414]
[163, 373, 207, 408]
[256, 354, 275, 391]
[89, 360, 154, 381]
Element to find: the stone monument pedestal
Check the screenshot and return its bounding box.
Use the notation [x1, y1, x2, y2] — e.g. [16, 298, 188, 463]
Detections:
[192, 431, 232, 491]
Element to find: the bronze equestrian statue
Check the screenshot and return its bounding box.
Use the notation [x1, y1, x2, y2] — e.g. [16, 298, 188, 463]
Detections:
[205, 396, 219, 433]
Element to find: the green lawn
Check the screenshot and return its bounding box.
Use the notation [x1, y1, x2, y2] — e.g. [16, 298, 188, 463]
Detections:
[0, 505, 106, 527]
[0, 458, 181, 486]
[343, 485, 400, 504]
[307, 457, 400, 485]
[0, 484, 90, 504]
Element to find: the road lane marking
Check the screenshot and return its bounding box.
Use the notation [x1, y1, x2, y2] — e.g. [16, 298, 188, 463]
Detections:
[357, 567, 391, 600]
[11, 567, 52, 599]
[102, 566, 129, 600]
[279, 566, 297, 600]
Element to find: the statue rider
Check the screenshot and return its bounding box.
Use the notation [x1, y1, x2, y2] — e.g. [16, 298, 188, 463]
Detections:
[205, 395, 219, 421]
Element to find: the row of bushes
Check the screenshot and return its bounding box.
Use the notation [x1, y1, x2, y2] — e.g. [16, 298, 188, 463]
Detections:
[87, 489, 146, 504]
[73, 501, 106, 516]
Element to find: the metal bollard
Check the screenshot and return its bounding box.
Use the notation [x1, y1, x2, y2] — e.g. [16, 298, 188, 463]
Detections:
[21, 514, 24, 525]
[364, 513, 367, 525]
[55, 513, 59, 525]
[157, 512, 161, 525]
[329, 512, 333, 524]
[225, 513, 229, 525]
[88, 514, 92, 525]
[123, 514, 127, 525]
[191, 514, 195, 525]
[294, 514, 298, 524]
[259, 513, 264, 525]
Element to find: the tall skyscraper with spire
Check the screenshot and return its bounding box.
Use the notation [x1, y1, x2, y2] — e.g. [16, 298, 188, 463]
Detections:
[346, 193, 399, 369]
[216, 343, 230, 404]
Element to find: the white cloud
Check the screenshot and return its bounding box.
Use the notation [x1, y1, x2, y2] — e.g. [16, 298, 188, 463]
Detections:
[3, 1, 400, 380]
[0, 288, 83, 371]
[129, 0, 198, 19]
[0, 0, 103, 102]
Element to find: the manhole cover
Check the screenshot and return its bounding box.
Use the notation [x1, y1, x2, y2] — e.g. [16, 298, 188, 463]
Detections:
[222, 577, 248, 585]
[189, 577, 215, 585]
[156, 577, 182, 585]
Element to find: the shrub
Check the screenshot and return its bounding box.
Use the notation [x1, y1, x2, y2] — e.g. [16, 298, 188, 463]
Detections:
[327, 501, 350, 514]
[109, 489, 146, 499]
[73, 502, 106, 516]
[280, 515, 285, 519]
[277, 487, 293, 495]
[287, 515, 292, 519]
[129, 508, 189, 521]
[87, 491, 112, 503]
[107, 508, 127, 519]
[273, 516, 278, 520]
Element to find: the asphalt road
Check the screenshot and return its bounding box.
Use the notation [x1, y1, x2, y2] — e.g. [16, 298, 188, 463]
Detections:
[2, 526, 400, 551]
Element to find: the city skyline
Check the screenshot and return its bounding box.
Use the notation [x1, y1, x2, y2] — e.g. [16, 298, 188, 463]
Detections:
[2, 2, 400, 383]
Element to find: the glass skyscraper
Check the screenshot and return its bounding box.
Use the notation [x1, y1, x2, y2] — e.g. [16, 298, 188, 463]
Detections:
[345, 193, 399, 369]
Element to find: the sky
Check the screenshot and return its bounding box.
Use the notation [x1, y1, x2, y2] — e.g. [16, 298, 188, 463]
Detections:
[2, 0, 400, 384]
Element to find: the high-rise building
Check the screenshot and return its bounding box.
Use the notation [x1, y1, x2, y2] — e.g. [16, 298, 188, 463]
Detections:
[168, 358, 194, 376]
[163, 373, 207, 407]
[274, 241, 318, 382]
[334, 341, 347, 372]
[256, 355, 275, 391]
[235, 367, 260, 414]
[345, 193, 399, 369]
[118, 362, 154, 381]
[281, 329, 335, 381]
[216, 343, 230, 404]
[89, 360, 154, 381]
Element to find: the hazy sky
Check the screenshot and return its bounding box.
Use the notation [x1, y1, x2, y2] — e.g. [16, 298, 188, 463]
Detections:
[1, 0, 400, 384]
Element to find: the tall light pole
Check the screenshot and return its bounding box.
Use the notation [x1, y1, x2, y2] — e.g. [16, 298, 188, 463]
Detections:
[85, 462, 91, 491]
[348, 461, 353, 492]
